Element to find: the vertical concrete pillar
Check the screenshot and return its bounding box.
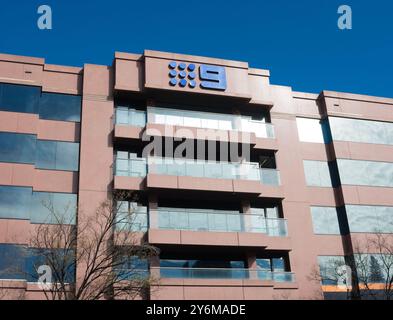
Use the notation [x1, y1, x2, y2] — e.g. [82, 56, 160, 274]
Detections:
[241, 199, 251, 232]
[247, 252, 258, 279]
[148, 193, 158, 229]
[77, 64, 115, 292]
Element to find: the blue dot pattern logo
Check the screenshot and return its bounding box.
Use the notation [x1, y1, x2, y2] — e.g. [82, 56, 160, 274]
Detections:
[168, 61, 196, 88]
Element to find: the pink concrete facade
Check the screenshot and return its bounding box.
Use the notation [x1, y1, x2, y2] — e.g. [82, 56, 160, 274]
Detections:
[0, 50, 392, 300]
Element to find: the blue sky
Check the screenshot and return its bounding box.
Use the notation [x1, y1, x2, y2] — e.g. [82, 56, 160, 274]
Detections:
[1, 0, 392, 97]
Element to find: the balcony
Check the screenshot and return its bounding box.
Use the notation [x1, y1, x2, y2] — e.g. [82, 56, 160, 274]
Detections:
[114, 155, 280, 186]
[114, 107, 276, 145]
[150, 207, 288, 237]
[151, 267, 295, 282]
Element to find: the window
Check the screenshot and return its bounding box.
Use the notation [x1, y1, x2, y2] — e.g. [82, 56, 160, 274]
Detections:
[296, 118, 330, 143]
[0, 132, 79, 172]
[1, 83, 40, 114]
[115, 151, 146, 177]
[337, 159, 393, 188]
[115, 256, 149, 280]
[0, 186, 31, 220]
[0, 244, 26, 280]
[38, 92, 81, 122]
[318, 256, 346, 285]
[303, 160, 333, 187]
[346, 205, 393, 233]
[330, 117, 393, 146]
[0, 132, 36, 164]
[30, 192, 77, 224]
[311, 206, 341, 235]
[115, 107, 146, 127]
[0, 244, 75, 282]
[0, 83, 81, 122]
[36, 140, 79, 171]
[0, 186, 77, 224]
[116, 201, 148, 231]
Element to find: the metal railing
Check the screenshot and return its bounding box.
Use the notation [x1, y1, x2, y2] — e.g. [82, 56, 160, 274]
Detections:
[150, 267, 295, 282]
[151, 208, 288, 236]
[114, 106, 275, 138]
[114, 156, 280, 186]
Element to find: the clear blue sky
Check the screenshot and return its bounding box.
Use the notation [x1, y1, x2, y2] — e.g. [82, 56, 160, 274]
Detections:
[1, 0, 392, 97]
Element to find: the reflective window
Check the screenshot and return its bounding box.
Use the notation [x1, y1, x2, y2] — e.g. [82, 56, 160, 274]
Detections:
[0, 83, 80, 122]
[0, 244, 75, 282]
[303, 160, 333, 187]
[38, 92, 81, 122]
[337, 159, 393, 188]
[311, 206, 341, 235]
[148, 106, 275, 138]
[115, 107, 146, 127]
[0, 132, 36, 164]
[296, 118, 329, 143]
[30, 192, 77, 224]
[0, 132, 79, 171]
[36, 140, 79, 171]
[116, 201, 148, 231]
[115, 256, 149, 280]
[1, 83, 40, 114]
[318, 256, 346, 285]
[0, 244, 26, 280]
[0, 186, 31, 220]
[346, 205, 393, 233]
[330, 117, 393, 145]
[0, 186, 76, 224]
[354, 254, 393, 284]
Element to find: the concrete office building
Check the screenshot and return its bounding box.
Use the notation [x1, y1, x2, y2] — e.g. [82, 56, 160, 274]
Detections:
[0, 50, 392, 300]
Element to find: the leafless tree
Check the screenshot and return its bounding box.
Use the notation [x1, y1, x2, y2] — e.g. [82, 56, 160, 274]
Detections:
[309, 232, 393, 300]
[25, 190, 159, 300]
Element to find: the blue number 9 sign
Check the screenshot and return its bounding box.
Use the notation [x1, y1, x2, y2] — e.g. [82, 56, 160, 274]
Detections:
[168, 61, 227, 91]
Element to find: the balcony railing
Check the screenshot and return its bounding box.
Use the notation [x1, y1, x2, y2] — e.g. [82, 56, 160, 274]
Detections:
[115, 107, 147, 127]
[151, 267, 295, 282]
[114, 156, 280, 186]
[151, 207, 288, 236]
[115, 106, 275, 138]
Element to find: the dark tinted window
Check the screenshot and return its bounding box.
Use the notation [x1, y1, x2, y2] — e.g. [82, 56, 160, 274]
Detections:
[0, 132, 36, 164]
[0, 186, 32, 220]
[39, 92, 81, 122]
[0, 244, 26, 280]
[0, 83, 81, 122]
[0, 83, 40, 114]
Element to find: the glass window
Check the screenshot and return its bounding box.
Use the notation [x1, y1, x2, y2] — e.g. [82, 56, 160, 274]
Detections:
[346, 205, 393, 233]
[0, 132, 36, 164]
[30, 192, 77, 225]
[0, 244, 27, 280]
[296, 118, 326, 143]
[303, 160, 333, 187]
[38, 92, 81, 122]
[0, 186, 31, 220]
[337, 159, 393, 188]
[116, 201, 147, 231]
[0, 186, 76, 224]
[311, 206, 341, 235]
[1, 83, 40, 114]
[318, 255, 346, 285]
[36, 140, 79, 171]
[330, 117, 393, 146]
[272, 257, 285, 271]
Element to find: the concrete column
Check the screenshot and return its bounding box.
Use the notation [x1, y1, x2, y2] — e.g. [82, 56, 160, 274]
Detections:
[148, 193, 158, 229]
[247, 252, 258, 279]
[241, 199, 252, 232]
